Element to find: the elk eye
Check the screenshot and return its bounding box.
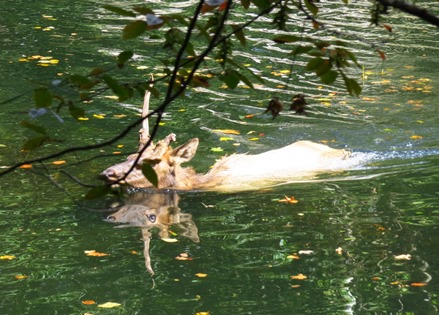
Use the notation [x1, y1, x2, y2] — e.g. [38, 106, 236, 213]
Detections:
[107, 215, 116, 222]
[148, 214, 157, 223]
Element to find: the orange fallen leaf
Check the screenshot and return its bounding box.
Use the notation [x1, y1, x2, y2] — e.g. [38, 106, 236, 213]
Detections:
[290, 273, 307, 280]
[52, 160, 66, 165]
[410, 282, 428, 287]
[245, 114, 255, 119]
[82, 300, 96, 305]
[371, 276, 381, 281]
[278, 196, 299, 204]
[84, 250, 109, 257]
[213, 129, 240, 135]
[19, 164, 33, 169]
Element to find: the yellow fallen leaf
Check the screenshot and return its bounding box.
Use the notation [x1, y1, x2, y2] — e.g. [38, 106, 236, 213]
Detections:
[249, 137, 259, 141]
[52, 160, 66, 165]
[394, 254, 411, 260]
[161, 238, 178, 243]
[0, 255, 16, 260]
[113, 114, 127, 118]
[93, 114, 106, 119]
[15, 275, 28, 280]
[287, 255, 300, 260]
[78, 117, 89, 121]
[290, 273, 307, 280]
[410, 135, 422, 140]
[195, 273, 208, 278]
[291, 284, 301, 288]
[335, 247, 343, 255]
[98, 302, 121, 308]
[219, 137, 234, 141]
[195, 312, 210, 315]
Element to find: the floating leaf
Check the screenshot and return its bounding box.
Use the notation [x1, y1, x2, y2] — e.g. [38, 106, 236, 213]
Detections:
[214, 129, 240, 135]
[195, 273, 208, 278]
[287, 254, 300, 260]
[84, 250, 109, 257]
[15, 275, 28, 280]
[278, 196, 299, 204]
[290, 273, 307, 280]
[210, 147, 224, 153]
[161, 238, 178, 243]
[52, 160, 66, 165]
[410, 135, 422, 140]
[142, 163, 158, 188]
[98, 302, 122, 308]
[410, 282, 428, 287]
[0, 255, 16, 260]
[394, 254, 412, 260]
[298, 250, 314, 255]
[82, 300, 96, 305]
[19, 164, 33, 169]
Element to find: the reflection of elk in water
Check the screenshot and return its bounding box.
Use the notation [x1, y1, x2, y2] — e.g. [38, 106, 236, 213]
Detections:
[101, 89, 362, 192]
[106, 191, 199, 275]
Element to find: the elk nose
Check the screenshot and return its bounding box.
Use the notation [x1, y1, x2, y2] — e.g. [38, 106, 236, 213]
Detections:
[100, 168, 116, 179]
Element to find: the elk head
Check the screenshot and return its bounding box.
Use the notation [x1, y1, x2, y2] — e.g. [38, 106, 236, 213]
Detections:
[100, 134, 201, 189]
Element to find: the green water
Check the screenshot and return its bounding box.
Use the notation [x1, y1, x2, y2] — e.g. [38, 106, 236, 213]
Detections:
[1, 1, 439, 314]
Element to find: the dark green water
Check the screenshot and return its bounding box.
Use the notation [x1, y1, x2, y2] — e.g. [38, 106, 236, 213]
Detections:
[1, 1, 438, 314]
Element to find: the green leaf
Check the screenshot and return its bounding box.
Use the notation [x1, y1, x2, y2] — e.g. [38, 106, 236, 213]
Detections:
[315, 59, 331, 76]
[237, 72, 254, 89]
[221, 69, 241, 89]
[123, 20, 147, 40]
[103, 5, 136, 17]
[251, 0, 271, 11]
[320, 70, 338, 84]
[304, 0, 318, 16]
[142, 163, 158, 188]
[102, 75, 132, 101]
[33, 88, 52, 108]
[85, 185, 112, 200]
[22, 135, 48, 150]
[20, 121, 47, 135]
[291, 46, 313, 56]
[346, 78, 362, 96]
[69, 75, 96, 90]
[117, 50, 134, 67]
[305, 57, 325, 71]
[231, 24, 246, 46]
[273, 35, 300, 44]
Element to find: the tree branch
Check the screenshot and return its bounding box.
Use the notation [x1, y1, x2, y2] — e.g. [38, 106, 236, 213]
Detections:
[378, 0, 439, 27]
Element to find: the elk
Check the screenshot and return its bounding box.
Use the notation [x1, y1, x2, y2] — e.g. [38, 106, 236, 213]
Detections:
[100, 90, 364, 192]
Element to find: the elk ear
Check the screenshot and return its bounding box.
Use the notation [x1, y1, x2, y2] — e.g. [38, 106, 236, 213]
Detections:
[170, 138, 199, 164]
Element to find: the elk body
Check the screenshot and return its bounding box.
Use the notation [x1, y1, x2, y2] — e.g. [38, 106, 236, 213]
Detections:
[101, 134, 361, 192]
